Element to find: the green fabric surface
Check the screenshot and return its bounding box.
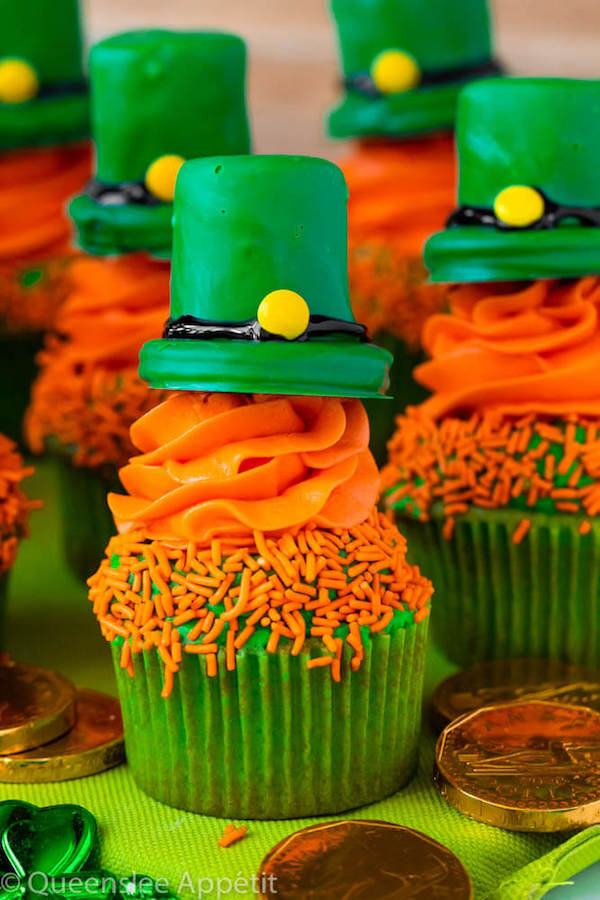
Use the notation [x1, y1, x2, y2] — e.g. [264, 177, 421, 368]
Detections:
[3, 460, 600, 899]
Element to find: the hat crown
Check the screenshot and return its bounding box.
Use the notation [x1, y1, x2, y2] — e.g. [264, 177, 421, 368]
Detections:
[330, 0, 492, 76]
[0, 0, 84, 84]
[90, 30, 250, 184]
[457, 78, 600, 208]
[170, 155, 355, 325]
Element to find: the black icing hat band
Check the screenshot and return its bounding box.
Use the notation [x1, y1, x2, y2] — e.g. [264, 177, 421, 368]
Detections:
[86, 178, 161, 207]
[345, 58, 502, 99]
[447, 188, 600, 232]
[163, 314, 368, 343]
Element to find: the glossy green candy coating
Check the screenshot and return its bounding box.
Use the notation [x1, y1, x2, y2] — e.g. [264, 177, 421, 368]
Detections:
[70, 30, 250, 257]
[141, 154, 392, 397]
[328, 0, 494, 138]
[425, 77, 600, 282]
[91, 31, 249, 184]
[0, 0, 88, 150]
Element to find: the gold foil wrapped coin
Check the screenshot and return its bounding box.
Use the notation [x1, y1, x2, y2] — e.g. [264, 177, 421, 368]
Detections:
[432, 658, 600, 731]
[0, 658, 76, 754]
[435, 700, 600, 831]
[257, 819, 473, 899]
[0, 688, 125, 783]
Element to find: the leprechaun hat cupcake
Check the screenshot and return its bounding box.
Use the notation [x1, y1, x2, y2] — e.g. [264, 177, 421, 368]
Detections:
[87, 155, 433, 819]
[0, 0, 91, 442]
[384, 78, 600, 668]
[326, 0, 501, 463]
[26, 31, 251, 582]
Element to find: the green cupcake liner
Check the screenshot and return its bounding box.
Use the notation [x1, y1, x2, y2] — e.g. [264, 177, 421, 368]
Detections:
[399, 506, 600, 667]
[0, 333, 43, 445]
[111, 617, 429, 819]
[363, 332, 428, 467]
[53, 457, 117, 583]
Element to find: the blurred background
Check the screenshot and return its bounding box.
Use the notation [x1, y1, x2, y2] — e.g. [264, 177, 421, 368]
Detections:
[84, 0, 600, 158]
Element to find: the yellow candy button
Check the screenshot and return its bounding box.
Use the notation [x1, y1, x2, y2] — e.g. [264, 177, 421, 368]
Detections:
[493, 185, 545, 228]
[257, 290, 310, 341]
[0, 58, 39, 104]
[370, 49, 421, 94]
[144, 154, 185, 202]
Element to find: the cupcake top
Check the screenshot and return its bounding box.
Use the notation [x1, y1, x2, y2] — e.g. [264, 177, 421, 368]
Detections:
[383, 278, 600, 534]
[327, 0, 498, 140]
[0, 435, 36, 574]
[89, 392, 432, 691]
[25, 254, 170, 469]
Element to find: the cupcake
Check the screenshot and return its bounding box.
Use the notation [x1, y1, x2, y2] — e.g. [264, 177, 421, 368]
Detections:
[0, 434, 37, 642]
[26, 30, 251, 581]
[384, 78, 600, 667]
[326, 0, 501, 462]
[0, 0, 91, 441]
[87, 155, 433, 819]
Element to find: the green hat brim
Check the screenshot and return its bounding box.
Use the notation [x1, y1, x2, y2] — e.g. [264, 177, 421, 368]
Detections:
[0, 94, 89, 151]
[69, 194, 173, 258]
[328, 84, 463, 139]
[425, 225, 600, 283]
[139, 338, 393, 399]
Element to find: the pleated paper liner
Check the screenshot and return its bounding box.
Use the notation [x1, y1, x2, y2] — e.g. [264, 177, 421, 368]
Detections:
[399, 505, 600, 667]
[52, 457, 118, 583]
[111, 617, 429, 820]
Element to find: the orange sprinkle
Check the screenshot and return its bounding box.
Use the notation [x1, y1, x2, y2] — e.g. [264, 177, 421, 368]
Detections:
[512, 519, 531, 545]
[218, 825, 248, 848]
[90, 514, 432, 686]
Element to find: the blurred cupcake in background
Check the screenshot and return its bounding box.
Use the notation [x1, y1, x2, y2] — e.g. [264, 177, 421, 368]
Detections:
[25, 30, 251, 581]
[326, 0, 501, 463]
[0, 0, 91, 442]
[384, 78, 600, 668]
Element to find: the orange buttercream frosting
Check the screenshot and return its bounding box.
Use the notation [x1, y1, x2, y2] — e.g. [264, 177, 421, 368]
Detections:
[0, 143, 91, 262]
[109, 392, 380, 542]
[416, 277, 600, 419]
[339, 136, 455, 344]
[340, 134, 456, 255]
[25, 254, 170, 468]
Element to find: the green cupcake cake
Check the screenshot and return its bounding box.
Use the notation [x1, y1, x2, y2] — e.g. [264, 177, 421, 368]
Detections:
[384, 78, 600, 667]
[87, 155, 433, 818]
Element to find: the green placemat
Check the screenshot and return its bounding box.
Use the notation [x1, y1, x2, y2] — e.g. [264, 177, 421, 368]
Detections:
[3, 460, 600, 900]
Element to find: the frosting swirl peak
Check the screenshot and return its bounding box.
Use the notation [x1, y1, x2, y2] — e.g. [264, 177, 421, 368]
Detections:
[109, 392, 379, 541]
[417, 277, 600, 418]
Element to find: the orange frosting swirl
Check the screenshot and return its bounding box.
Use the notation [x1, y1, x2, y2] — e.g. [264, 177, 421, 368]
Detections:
[417, 277, 600, 419]
[109, 392, 380, 542]
[340, 134, 456, 256]
[50, 253, 169, 370]
[0, 143, 91, 262]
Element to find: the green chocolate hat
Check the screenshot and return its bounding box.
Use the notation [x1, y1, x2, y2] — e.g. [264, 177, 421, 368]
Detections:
[69, 30, 251, 258]
[425, 78, 600, 283]
[0, 0, 89, 151]
[327, 0, 499, 139]
[140, 155, 392, 399]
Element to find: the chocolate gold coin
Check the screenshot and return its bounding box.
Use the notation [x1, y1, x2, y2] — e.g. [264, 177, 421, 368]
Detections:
[0, 659, 76, 754]
[257, 819, 473, 898]
[432, 658, 600, 731]
[435, 700, 600, 831]
[0, 688, 125, 783]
